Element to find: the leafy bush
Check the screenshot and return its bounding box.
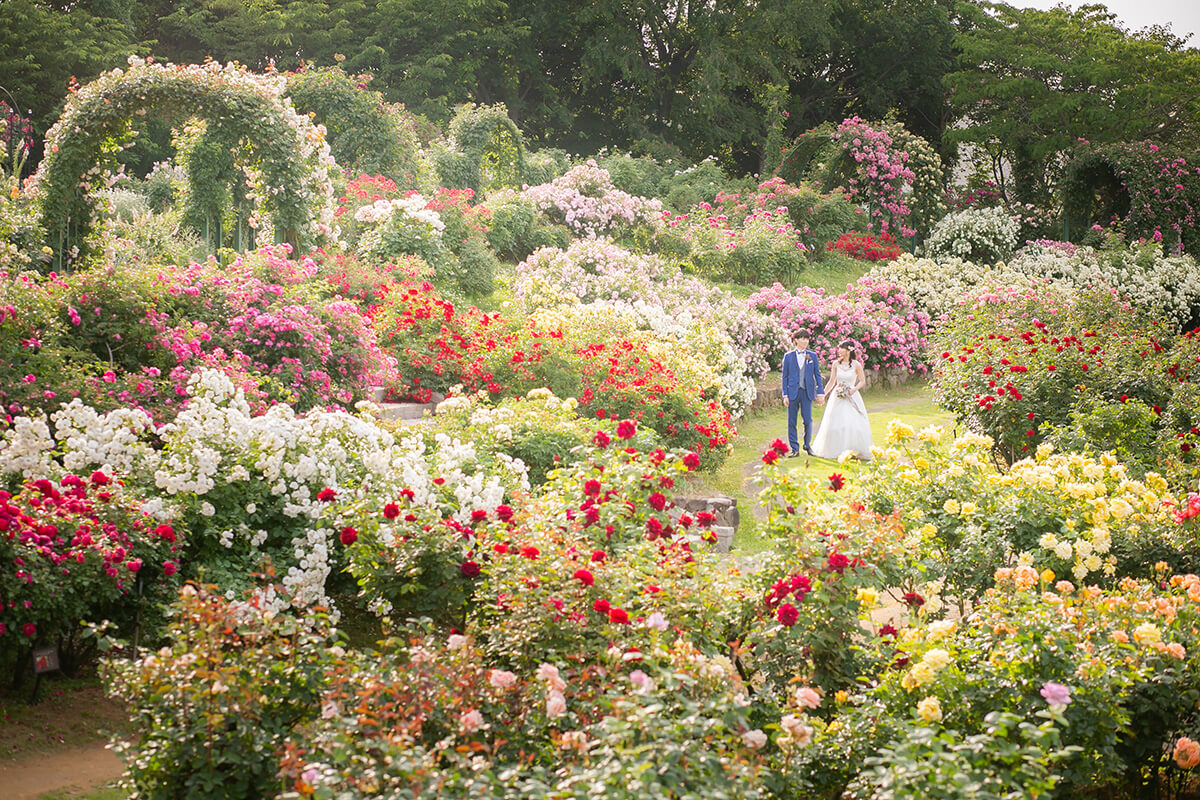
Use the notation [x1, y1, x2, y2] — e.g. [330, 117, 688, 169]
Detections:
[923, 207, 1020, 264]
[482, 188, 571, 260]
[103, 585, 341, 800]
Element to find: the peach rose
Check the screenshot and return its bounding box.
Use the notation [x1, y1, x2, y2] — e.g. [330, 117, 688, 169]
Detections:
[1174, 737, 1200, 769]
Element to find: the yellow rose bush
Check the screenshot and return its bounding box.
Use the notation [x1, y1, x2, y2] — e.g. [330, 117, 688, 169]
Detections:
[857, 425, 1193, 603]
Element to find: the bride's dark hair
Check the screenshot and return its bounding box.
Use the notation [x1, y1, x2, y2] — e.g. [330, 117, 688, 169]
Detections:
[837, 340, 857, 364]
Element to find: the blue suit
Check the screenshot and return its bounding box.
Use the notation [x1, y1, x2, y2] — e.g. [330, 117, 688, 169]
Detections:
[781, 349, 823, 453]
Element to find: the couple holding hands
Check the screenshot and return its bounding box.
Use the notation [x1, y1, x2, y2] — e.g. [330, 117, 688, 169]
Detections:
[780, 331, 873, 461]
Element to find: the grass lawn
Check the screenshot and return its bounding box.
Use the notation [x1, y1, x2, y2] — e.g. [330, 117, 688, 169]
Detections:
[684, 380, 958, 555]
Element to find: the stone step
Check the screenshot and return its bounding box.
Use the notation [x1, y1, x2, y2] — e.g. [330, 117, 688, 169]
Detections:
[377, 402, 436, 422]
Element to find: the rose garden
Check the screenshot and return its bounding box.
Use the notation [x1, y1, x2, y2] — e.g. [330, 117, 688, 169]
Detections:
[3, 11, 1200, 799]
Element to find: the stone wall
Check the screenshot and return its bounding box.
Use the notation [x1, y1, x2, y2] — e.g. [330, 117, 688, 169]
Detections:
[672, 495, 739, 553]
[752, 367, 916, 410]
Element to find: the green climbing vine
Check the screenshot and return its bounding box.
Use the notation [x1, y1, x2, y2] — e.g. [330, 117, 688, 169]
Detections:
[35, 57, 337, 268]
[434, 103, 526, 195]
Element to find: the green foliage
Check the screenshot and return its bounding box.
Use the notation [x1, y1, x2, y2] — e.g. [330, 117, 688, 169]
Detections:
[102, 585, 342, 800]
[1044, 396, 1162, 479]
[522, 147, 571, 186]
[483, 189, 571, 261]
[946, 2, 1200, 205]
[286, 66, 423, 183]
[597, 150, 731, 213]
[848, 712, 1078, 800]
[35, 58, 337, 268]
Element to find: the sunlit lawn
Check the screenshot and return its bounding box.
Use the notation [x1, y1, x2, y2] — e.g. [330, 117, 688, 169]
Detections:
[685, 380, 959, 555]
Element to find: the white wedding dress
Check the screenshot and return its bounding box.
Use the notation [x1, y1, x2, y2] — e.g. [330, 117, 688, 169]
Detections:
[811, 361, 873, 461]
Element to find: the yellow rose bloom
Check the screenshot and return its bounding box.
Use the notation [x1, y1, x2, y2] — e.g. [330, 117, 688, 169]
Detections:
[916, 695, 943, 722]
[856, 587, 880, 608]
[1132, 623, 1162, 646]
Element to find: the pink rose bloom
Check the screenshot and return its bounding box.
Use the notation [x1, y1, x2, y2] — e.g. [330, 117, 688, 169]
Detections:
[546, 690, 567, 717]
[536, 663, 567, 691]
[460, 709, 485, 733]
[489, 669, 517, 690]
[795, 686, 822, 709]
[1040, 682, 1071, 706]
[742, 729, 768, 749]
[644, 611, 669, 631]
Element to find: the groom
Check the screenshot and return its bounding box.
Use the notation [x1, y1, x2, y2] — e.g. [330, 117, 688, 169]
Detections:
[781, 332, 824, 457]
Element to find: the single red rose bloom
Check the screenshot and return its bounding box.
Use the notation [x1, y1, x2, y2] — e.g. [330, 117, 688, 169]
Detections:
[584, 479, 602, 497]
[771, 438, 790, 455]
[460, 560, 481, 578]
[22, 622, 36, 637]
[776, 603, 799, 627]
[317, 488, 337, 502]
[591, 550, 607, 562]
[163, 561, 178, 577]
[762, 449, 779, 465]
[496, 504, 514, 521]
[339, 526, 358, 545]
[902, 592, 925, 607]
[827, 552, 850, 573]
[609, 607, 630, 624]
[471, 509, 488, 523]
[593, 598, 611, 614]
[573, 568, 595, 586]
[683, 452, 700, 470]
[520, 545, 540, 560]
[383, 503, 401, 519]
[828, 473, 845, 491]
[617, 420, 637, 439]
[90, 471, 110, 486]
[593, 430, 611, 448]
[648, 492, 667, 511]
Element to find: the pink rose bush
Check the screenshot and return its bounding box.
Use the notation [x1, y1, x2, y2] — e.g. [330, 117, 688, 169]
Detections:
[0, 244, 396, 420]
[750, 276, 930, 373]
[523, 161, 663, 239]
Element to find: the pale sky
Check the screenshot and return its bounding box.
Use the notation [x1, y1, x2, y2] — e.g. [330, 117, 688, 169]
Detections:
[1004, 0, 1200, 44]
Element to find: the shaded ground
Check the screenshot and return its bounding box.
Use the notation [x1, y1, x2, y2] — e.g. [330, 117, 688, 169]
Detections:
[0, 678, 129, 799]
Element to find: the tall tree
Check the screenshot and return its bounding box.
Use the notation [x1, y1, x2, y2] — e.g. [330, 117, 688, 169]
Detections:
[0, 0, 142, 153]
[945, 1, 1200, 204]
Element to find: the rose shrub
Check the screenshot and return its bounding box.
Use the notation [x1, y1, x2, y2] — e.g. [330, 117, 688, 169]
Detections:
[750, 277, 930, 374]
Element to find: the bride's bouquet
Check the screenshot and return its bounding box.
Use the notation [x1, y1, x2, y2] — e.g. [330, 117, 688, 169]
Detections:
[834, 382, 853, 399]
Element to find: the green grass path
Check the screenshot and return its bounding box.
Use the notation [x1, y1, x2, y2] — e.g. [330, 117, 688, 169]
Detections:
[684, 380, 958, 554]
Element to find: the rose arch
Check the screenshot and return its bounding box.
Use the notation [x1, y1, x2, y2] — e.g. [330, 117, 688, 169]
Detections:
[433, 103, 527, 195]
[35, 57, 337, 268]
[1062, 141, 1200, 253]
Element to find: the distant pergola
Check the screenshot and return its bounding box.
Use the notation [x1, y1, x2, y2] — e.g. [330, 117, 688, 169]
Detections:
[34, 58, 336, 268]
[1062, 141, 1200, 253]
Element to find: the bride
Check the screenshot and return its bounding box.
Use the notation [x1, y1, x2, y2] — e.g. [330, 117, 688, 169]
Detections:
[811, 340, 873, 461]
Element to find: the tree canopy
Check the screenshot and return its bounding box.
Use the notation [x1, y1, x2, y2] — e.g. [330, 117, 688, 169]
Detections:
[3, 0, 1199, 179]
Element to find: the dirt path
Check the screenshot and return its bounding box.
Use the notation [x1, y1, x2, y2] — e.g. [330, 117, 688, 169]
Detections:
[0, 743, 122, 799]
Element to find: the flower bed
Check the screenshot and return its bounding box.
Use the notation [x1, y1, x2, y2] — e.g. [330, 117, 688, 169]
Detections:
[749, 276, 930, 373]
